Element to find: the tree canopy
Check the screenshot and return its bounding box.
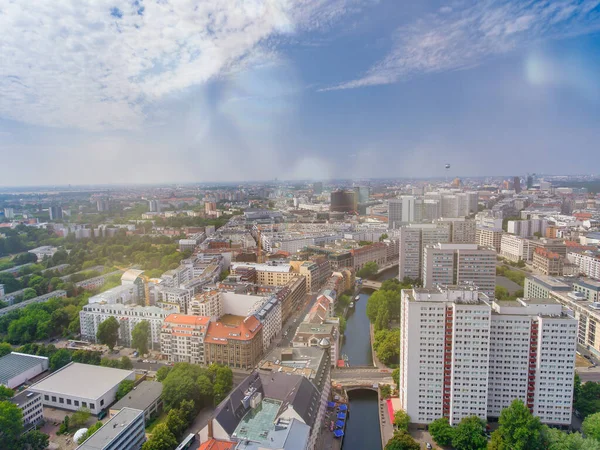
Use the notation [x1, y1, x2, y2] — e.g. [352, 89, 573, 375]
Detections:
[357, 261, 379, 279]
[385, 430, 420, 450]
[131, 320, 150, 355]
[116, 380, 135, 401]
[429, 417, 454, 447]
[488, 399, 543, 450]
[96, 316, 120, 350]
[452, 416, 487, 450]
[583, 412, 600, 442]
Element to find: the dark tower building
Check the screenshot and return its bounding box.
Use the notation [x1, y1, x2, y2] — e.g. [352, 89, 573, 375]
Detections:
[330, 190, 356, 213]
[513, 177, 521, 194]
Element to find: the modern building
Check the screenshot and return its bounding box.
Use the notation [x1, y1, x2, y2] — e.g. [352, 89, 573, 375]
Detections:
[500, 234, 534, 262]
[397, 223, 452, 281]
[80, 303, 177, 350]
[507, 219, 547, 238]
[4, 207, 14, 219]
[330, 190, 356, 213]
[422, 243, 496, 297]
[200, 371, 319, 450]
[96, 199, 110, 212]
[437, 218, 477, 244]
[88, 284, 139, 306]
[573, 279, 600, 303]
[29, 362, 135, 415]
[568, 251, 600, 280]
[49, 206, 63, 221]
[11, 390, 44, 430]
[160, 314, 210, 365]
[109, 381, 163, 422]
[476, 227, 503, 253]
[204, 316, 263, 370]
[76, 407, 146, 450]
[399, 286, 576, 426]
[388, 198, 403, 229]
[524, 275, 571, 299]
[0, 352, 49, 389]
[532, 248, 564, 276]
[148, 199, 161, 213]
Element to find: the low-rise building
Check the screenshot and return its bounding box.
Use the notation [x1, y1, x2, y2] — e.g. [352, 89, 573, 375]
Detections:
[292, 322, 339, 367]
[533, 247, 564, 276]
[76, 407, 146, 450]
[88, 284, 139, 306]
[30, 363, 135, 415]
[350, 243, 387, 273]
[109, 381, 163, 422]
[11, 390, 44, 430]
[0, 352, 49, 389]
[160, 314, 210, 365]
[524, 275, 572, 299]
[28, 246, 58, 261]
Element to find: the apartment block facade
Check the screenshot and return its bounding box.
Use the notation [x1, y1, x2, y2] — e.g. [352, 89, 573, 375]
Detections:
[160, 314, 210, 365]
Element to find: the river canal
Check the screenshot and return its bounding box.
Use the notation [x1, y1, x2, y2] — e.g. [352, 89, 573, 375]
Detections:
[340, 266, 397, 450]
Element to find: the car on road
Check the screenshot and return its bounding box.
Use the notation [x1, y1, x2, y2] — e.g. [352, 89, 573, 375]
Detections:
[426, 443, 432, 450]
[149, 360, 157, 364]
[143, 359, 149, 363]
[137, 358, 143, 362]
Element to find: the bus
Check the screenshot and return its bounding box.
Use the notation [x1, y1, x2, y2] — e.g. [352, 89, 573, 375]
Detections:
[175, 433, 196, 450]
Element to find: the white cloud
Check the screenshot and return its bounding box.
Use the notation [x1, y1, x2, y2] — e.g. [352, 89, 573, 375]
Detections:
[324, 0, 600, 90]
[0, 0, 361, 131]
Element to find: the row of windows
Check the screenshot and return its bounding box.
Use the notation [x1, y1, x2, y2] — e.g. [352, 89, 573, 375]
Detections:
[44, 395, 104, 410]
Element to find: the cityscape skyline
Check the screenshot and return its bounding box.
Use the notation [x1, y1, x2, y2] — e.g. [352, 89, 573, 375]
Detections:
[2, 1, 600, 186]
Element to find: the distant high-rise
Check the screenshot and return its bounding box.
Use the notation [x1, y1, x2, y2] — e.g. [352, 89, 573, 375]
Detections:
[527, 175, 534, 189]
[353, 186, 370, 204]
[148, 199, 161, 213]
[96, 199, 110, 212]
[330, 190, 356, 213]
[513, 176, 522, 194]
[49, 206, 63, 221]
[313, 182, 323, 195]
[388, 198, 403, 229]
[3, 208, 14, 219]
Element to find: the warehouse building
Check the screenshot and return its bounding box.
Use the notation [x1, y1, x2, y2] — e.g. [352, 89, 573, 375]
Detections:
[0, 352, 49, 389]
[29, 362, 135, 415]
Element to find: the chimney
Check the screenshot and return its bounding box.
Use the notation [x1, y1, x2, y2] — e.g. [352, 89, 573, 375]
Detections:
[208, 420, 214, 439]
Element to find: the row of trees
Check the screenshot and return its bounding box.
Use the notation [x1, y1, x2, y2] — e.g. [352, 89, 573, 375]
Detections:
[143, 363, 234, 450]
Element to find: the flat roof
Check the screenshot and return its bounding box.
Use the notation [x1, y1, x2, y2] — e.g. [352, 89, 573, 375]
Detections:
[11, 389, 41, 407]
[110, 381, 163, 412]
[576, 278, 600, 289]
[528, 274, 572, 290]
[76, 407, 143, 450]
[30, 363, 133, 400]
[0, 352, 48, 386]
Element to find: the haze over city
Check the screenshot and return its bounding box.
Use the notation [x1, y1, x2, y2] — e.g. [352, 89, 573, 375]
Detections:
[2, 0, 600, 186]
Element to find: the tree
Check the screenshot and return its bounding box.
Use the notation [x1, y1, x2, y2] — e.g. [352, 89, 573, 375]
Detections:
[380, 384, 392, 399]
[116, 379, 135, 401]
[488, 399, 543, 450]
[20, 430, 49, 450]
[452, 416, 487, 450]
[212, 365, 234, 406]
[77, 421, 103, 444]
[22, 288, 38, 301]
[541, 426, 597, 450]
[179, 399, 196, 423]
[379, 233, 389, 242]
[0, 342, 11, 357]
[96, 316, 120, 350]
[166, 408, 188, 440]
[495, 286, 510, 300]
[131, 320, 150, 355]
[0, 400, 24, 450]
[385, 430, 419, 450]
[394, 410, 410, 431]
[155, 366, 172, 382]
[429, 417, 454, 447]
[161, 363, 204, 410]
[392, 368, 399, 387]
[357, 261, 379, 279]
[576, 381, 600, 418]
[0, 386, 14, 401]
[142, 423, 178, 450]
[575, 373, 582, 405]
[49, 348, 72, 371]
[70, 407, 91, 429]
[120, 356, 133, 370]
[584, 412, 600, 442]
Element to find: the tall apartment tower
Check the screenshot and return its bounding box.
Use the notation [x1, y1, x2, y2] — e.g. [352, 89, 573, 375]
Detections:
[400, 287, 577, 427]
[148, 199, 161, 213]
[398, 224, 452, 281]
[422, 243, 496, 297]
[48, 206, 63, 221]
[388, 199, 403, 229]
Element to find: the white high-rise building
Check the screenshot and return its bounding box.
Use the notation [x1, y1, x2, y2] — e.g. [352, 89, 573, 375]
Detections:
[3, 208, 14, 219]
[398, 224, 452, 281]
[388, 199, 403, 229]
[400, 286, 577, 426]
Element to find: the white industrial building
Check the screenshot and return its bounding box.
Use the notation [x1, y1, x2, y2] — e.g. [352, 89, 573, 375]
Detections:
[88, 284, 139, 306]
[399, 286, 577, 426]
[80, 303, 179, 349]
[0, 352, 49, 389]
[30, 362, 135, 415]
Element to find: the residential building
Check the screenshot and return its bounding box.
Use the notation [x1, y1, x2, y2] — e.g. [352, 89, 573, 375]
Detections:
[200, 372, 319, 450]
[189, 290, 223, 319]
[573, 279, 600, 303]
[399, 286, 576, 426]
[476, 227, 503, 252]
[293, 322, 339, 367]
[11, 390, 44, 430]
[253, 295, 283, 351]
[204, 316, 263, 369]
[532, 248, 564, 276]
[75, 270, 124, 291]
[500, 234, 534, 262]
[388, 198, 403, 229]
[0, 290, 67, 317]
[507, 219, 548, 238]
[49, 206, 63, 221]
[277, 276, 307, 322]
[231, 263, 296, 287]
[76, 407, 146, 450]
[437, 218, 477, 244]
[156, 286, 191, 313]
[88, 284, 139, 306]
[109, 381, 163, 422]
[28, 245, 58, 261]
[161, 314, 210, 365]
[292, 258, 332, 293]
[0, 352, 49, 389]
[568, 251, 600, 280]
[422, 244, 496, 297]
[524, 275, 571, 299]
[350, 242, 387, 273]
[30, 362, 135, 415]
[148, 199, 161, 213]
[398, 223, 452, 281]
[4, 208, 14, 219]
[80, 303, 176, 349]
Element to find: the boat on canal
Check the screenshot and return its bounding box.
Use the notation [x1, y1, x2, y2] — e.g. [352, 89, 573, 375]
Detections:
[349, 301, 354, 309]
[354, 294, 360, 301]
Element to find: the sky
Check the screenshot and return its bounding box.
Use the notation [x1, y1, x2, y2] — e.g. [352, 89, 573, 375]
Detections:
[1, 0, 600, 186]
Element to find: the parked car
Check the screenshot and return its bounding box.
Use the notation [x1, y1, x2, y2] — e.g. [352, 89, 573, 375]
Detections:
[137, 358, 143, 362]
[426, 443, 432, 450]
[149, 360, 157, 364]
[143, 359, 149, 363]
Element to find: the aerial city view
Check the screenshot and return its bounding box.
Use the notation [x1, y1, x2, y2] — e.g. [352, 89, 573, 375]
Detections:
[2, 1, 600, 450]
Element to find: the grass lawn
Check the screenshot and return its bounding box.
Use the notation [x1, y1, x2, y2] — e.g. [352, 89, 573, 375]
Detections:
[145, 411, 168, 433]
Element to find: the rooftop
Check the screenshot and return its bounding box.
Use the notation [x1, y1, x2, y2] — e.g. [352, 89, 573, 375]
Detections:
[30, 363, 133, 399]
[233, 398, 282, 442]
[0, 352, 48, 386]
[206, 315, 262, 343]
[575, 278, 600, 289]
[76, 407, 143, 450]
[528, 274, 572, 290]
[164, 314, 210, 326]
[110, 381, 163, 412]
[198, 439, 236, 450]
[11, 390, 41, 407]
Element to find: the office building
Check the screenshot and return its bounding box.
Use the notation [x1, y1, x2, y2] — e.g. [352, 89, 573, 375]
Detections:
[532, 248, 564, 276]
[476, 226, 503, 252]
[11, 390, 44, 430]
[147, 199, 161, 213]
[76, 407, 145, 450]
[80, 303, 176, 349]
[96, 199, 110, 212]
[507, 219, 548, 238]
[0, 352, 49, 389]
[161, 314, 210, 365]
[524, 275, 571, 299]
[350, 242, 387, 273]
[354, 185, 370, 204]
[573, 279, 600, 303]
[397, 223, 452, 281]
[513, 176, 522, 193]
[500, 234, 534, 262]
[437, 218, 477, 244]
[204, 316, 263, 369]
[330, 190, 356, 213]
[422, 244, 496, 297]
[388, 198, 403, 229]
[400, 286, 576, 426]
[109, 381, 163, 422]
[49, 205, 63, 221]
[30, 362, 135, 415]
[4, 208, 14, 219]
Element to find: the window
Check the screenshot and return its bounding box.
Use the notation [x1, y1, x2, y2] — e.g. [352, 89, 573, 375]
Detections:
[52, 396, 56, 402]
[59, 397, 64, 404]
[82, 402, 87, 408]
[89, 403, 95, 410]
[74, 400, 80, 406]
[100, 399, 104, 406]
[67, 399, 72, 405]
[44, 395, 49, 401]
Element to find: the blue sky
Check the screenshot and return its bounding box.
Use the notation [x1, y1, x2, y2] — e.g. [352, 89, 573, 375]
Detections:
[1, 0, 600, 186]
